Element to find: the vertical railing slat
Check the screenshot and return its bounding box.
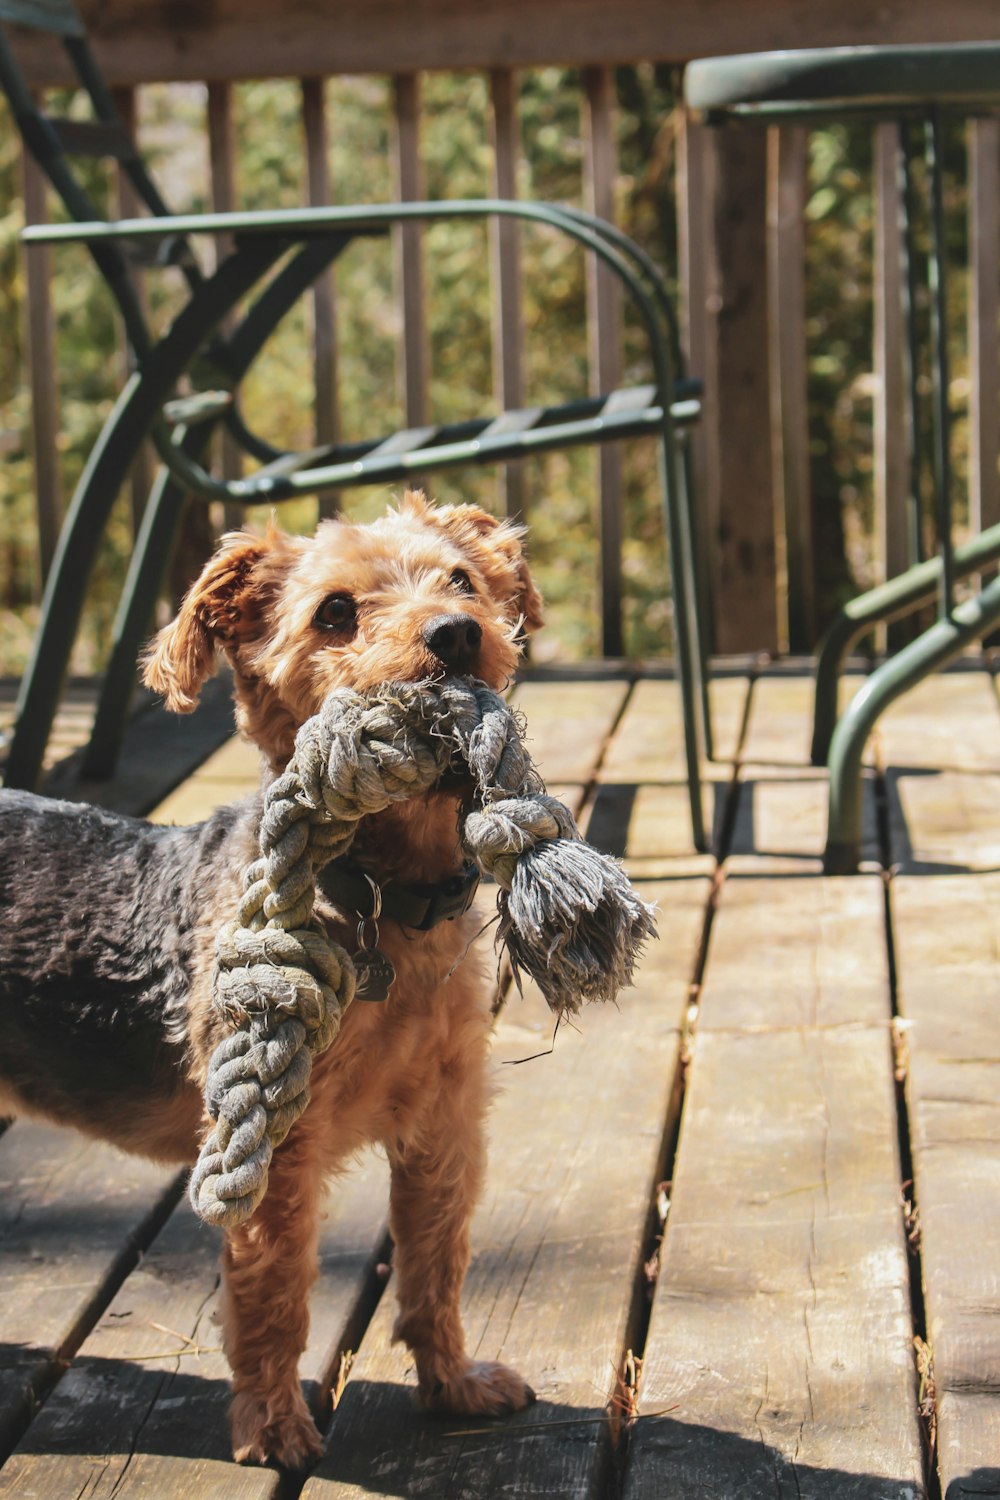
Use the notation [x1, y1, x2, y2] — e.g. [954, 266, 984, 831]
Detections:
[20, 139, 61, 587]
[583, 64, 623, 657]
[677, 111, 717, 655]
[112, 84, 153, 539]
[767, 123, 812, 651]
[874, 121, 909, 605]
[968, 117, 1000, 556]
[392, 73, 428, 431]
[207, 79, 242, 529]
[489, 66, 526, 522]
[301, 75, 339, 520]
[203, 79, 241, 534]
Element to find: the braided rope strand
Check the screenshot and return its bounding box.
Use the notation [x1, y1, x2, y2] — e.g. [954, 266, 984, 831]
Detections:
[191, 677, 656, 1228]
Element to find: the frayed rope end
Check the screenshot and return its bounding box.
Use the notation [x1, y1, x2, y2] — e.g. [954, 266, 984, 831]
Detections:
[497, 838, 658, 1014]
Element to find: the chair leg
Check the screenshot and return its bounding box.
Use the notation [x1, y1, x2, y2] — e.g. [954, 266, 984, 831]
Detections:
[5, 240, 287, 791]
[659, 429, 707, 853]
[84, 239, 358, 778]
[680, 438, 713, 764]
[824, 572, 1000, 874]
[5, 372, 160, 791]
[811, 520, 1000, 767]
[81, 467, 194, 779]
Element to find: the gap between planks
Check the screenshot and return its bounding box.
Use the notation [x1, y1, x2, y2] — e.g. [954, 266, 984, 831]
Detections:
[882, 660, 1000, 1492]
[623, 664, 927, 1497]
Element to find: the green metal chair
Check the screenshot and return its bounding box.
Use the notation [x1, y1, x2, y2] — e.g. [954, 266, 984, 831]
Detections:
[0, 0, 712, 849]
[685, 44, 1000, 872]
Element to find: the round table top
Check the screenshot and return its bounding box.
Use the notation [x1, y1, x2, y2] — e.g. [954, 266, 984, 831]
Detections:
[685, 43, 1000, 120]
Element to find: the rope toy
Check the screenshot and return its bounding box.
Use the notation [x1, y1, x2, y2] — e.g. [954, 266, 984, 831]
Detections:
[190, 677, 657, 1227]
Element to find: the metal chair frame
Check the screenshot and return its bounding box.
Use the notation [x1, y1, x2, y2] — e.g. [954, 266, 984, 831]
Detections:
[686, 43, 1000, 872]
[1, 0, 712, 849]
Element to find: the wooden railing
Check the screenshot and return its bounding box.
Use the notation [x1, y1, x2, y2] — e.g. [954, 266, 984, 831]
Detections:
[8, 4, 1000, 660]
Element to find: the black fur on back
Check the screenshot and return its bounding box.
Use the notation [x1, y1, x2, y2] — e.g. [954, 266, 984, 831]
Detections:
[0, 788, 260, 1156]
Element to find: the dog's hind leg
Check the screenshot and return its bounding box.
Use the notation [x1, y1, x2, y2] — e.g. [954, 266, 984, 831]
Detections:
[220, 1121, 326, 1469]
[386, 1041, 535, 1417]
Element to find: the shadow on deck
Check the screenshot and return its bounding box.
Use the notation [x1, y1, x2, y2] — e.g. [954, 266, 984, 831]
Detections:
[1, 656, 999, 1498]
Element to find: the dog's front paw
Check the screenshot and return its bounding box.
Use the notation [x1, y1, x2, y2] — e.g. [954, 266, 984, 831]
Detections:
[422, 1359, 536, 1416]
[230, 1387, 324, 1469]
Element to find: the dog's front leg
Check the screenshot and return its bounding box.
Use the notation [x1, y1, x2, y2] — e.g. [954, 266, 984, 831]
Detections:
[220, 1125, 325, 1469]
[387, 1059, 535, 1416]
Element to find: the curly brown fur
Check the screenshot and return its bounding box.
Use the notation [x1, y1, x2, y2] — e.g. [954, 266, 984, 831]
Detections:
[0, 492, 542, 1469]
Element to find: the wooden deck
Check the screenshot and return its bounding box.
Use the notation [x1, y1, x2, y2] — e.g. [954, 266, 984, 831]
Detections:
[2, 658, 999, 1499]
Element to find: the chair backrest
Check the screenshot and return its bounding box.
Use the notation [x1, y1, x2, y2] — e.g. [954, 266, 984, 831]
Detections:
[0, 0, 201, 356]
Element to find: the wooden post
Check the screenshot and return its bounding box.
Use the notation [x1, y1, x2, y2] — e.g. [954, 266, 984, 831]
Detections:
[706, 121, 779, 653]
[489, 66, 526, 522]
[20, 141, 61, 589]
[301, 75, 340, 520]
[767, 124, 811, 652]
[968, 117, 1000, 558]
[112, 85, 154, 540]
[677, 112, 717, 655]
[583, 64, 623, 658]
[392, 73, 428, 430]
[207, 80, 242, 531]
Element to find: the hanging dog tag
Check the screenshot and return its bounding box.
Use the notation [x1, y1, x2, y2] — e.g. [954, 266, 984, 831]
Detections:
[353, 883, 395, 1002]
[354, 945, 396, 1002]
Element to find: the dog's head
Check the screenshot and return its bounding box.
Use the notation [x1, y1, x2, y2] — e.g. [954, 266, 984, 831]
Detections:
[143, 491, 544, 767]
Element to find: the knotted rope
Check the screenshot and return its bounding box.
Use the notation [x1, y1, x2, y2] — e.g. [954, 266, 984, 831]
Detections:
[190, 677, 657, 1228]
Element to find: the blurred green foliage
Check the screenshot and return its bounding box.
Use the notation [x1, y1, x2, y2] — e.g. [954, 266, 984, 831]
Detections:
[0, 67, 977, 680]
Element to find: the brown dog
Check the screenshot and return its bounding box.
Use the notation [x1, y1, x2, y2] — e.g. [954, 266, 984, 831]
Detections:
[0, 492, 543, 1467]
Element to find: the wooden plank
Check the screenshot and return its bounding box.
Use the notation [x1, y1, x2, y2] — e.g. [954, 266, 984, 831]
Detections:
[392, 74, 428, 430]
[968, 118, 1000, 551]
[584, 671, 751, 876]
[874, 121, 910, 608]
[24, 1, 1000, 87]
[728, 768, 880, 875]
[731, 668, 878, 877]
[625, 872, 925, 1497]
[0, 1157, 390, 1497]
[511, 675, 630, 787]
[892, 872, 1000, 1490]
[20, 140, 61, 586]
[148, 733, 261, 823]
[488, 67, 526, 522]
[601, 672, 749, 784]
[741, 665, 865, 769]
[302, 75, 340, 522]
[299, 876, 709, 1500]
[767, 124, 811, 652]
[584, 780, 716, 877]
[878, 668, 1000, 873]
[706, 121, 779, 653]
[0, 1122, 180, 1461]
[0, 680, 97, 774]
[583, 64, 624, 658]
[42, 675, 237, 818]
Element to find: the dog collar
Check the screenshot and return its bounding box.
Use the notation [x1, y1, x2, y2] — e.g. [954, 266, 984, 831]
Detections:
[316, 858, 481, 931]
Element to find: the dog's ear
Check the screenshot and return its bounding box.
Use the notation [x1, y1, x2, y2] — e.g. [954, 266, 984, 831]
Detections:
[402, 490, 544, 635]
[143, 529, 281, 712]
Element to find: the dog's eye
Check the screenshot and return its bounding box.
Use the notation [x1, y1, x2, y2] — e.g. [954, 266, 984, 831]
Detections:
[314, 593, 357, 630]
[449, 568, 475, 595]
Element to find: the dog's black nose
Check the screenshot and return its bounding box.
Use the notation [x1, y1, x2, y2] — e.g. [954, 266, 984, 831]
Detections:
[423, 613, 483, 670]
